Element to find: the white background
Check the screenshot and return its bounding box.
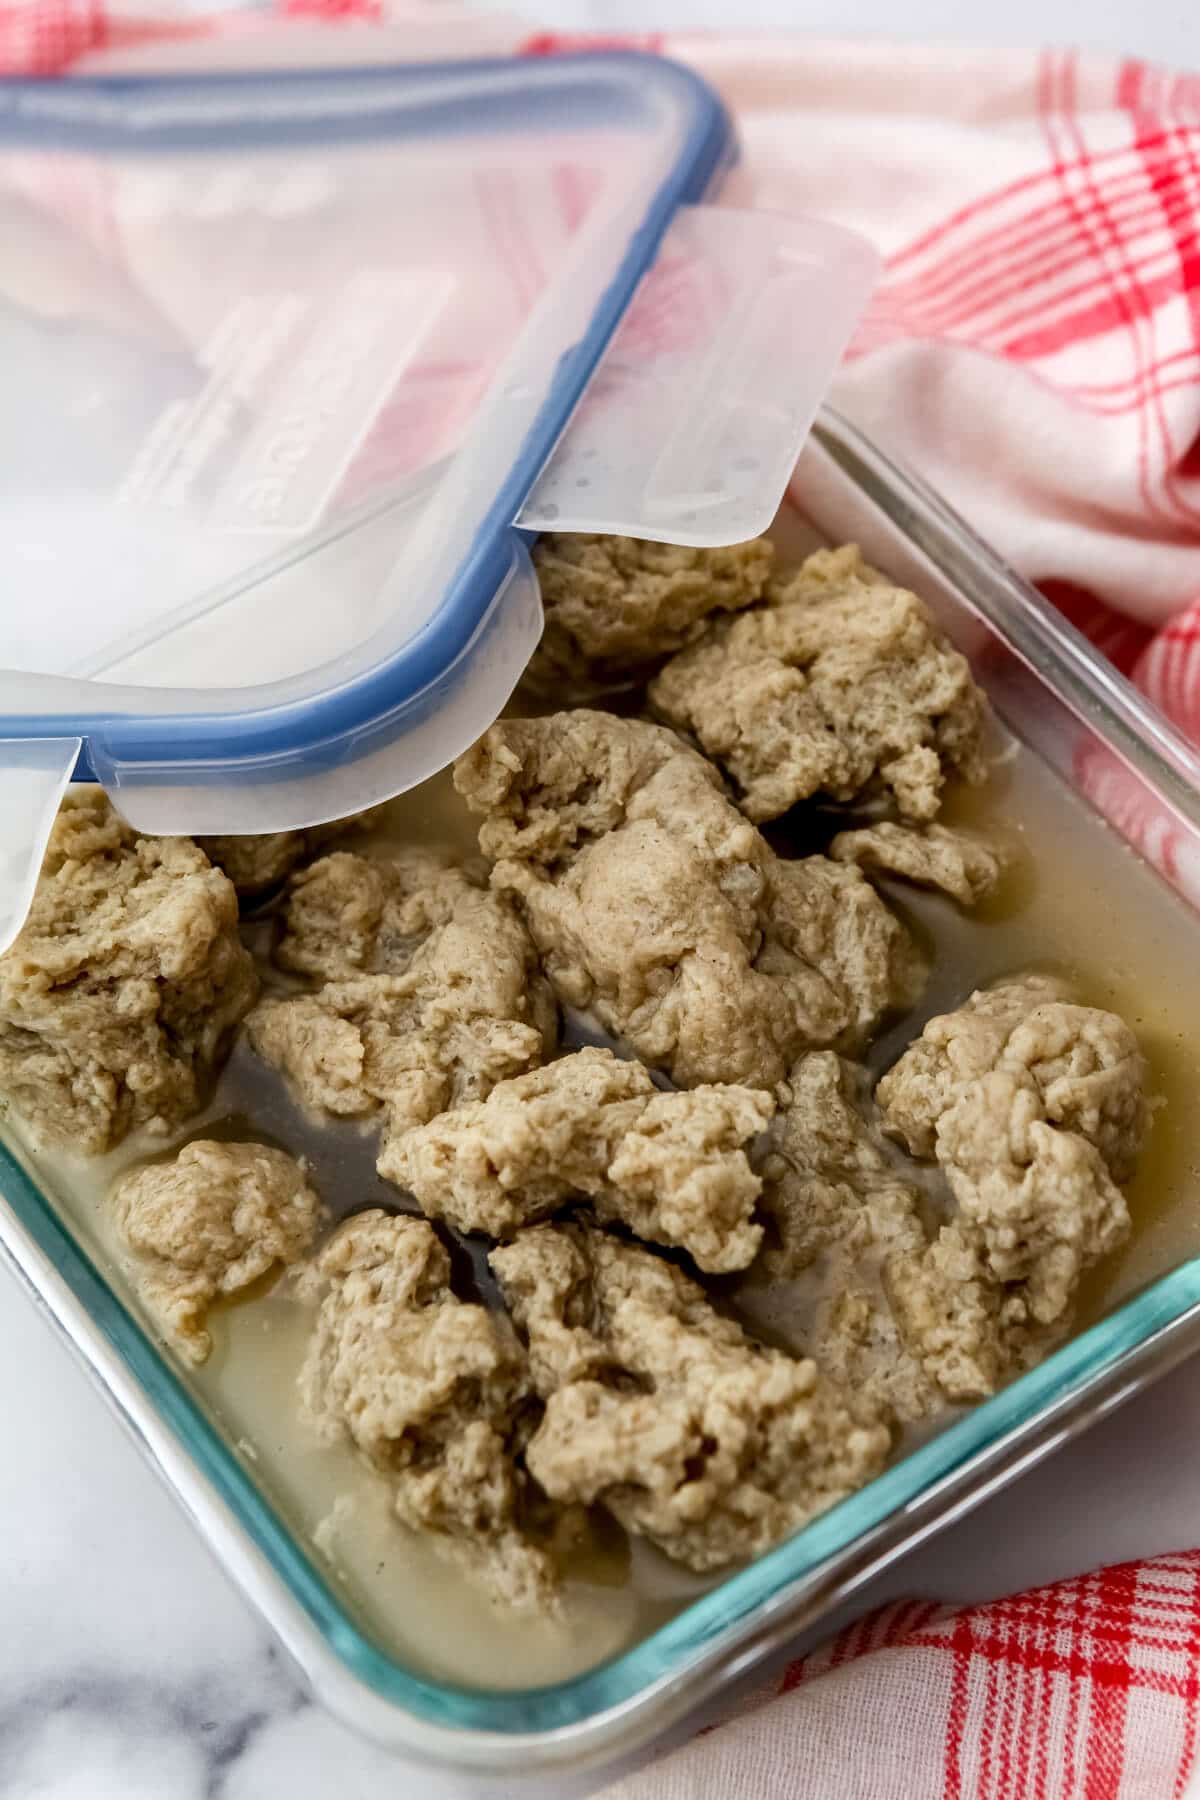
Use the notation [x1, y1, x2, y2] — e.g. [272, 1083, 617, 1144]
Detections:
[3, 2, 1200, 1796]
[510, 0, 1194, 64]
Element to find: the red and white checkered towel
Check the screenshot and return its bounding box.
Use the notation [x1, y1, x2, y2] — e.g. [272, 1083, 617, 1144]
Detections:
[598, 1552, 1200, 1799]
[5, 7, 1200, 1795]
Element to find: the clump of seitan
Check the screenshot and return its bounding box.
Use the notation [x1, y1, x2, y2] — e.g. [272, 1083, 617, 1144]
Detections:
[271, 847, 484, 982]
[300, 1210, 557, 1610]
[0, 790, 257, 1153]
[454, 710, 921, 1091]
[649, 544, 987, 823]
[829, 822, 1007, 907]
[754, 1052, 938, 1425]
[113, 1139, 320, 1364]
[198, 806, 387, 898]
[876, 976, 1150, 1400]
[757, 1052, 924, 1278]
[247, 847, 556, 1142]
[877, 974, 1149, 1180]
[387, 1046, 773, 1273]
[526, 532, 773, 693]
[491, 1223, 892, 1572]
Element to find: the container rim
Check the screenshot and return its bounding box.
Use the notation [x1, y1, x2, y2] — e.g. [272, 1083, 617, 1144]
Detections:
[4, 403, 1200, 1772]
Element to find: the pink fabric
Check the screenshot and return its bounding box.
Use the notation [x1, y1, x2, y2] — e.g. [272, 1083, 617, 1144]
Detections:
[4, 7, 1200, 1792]
[597, 1554, 1200, 1799]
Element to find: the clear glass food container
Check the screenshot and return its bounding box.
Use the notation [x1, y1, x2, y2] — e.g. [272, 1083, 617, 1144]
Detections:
[3, 405, 1200, 1780]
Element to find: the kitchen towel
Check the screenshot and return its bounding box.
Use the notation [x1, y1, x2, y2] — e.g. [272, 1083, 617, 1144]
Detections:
[596, 1550, 1200, 1800]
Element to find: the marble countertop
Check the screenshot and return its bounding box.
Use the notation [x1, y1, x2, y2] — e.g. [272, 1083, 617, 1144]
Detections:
[5, 1, 1200, 1795]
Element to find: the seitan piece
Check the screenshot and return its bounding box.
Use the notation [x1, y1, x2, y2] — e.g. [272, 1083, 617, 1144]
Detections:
[526, 533, 773, 693]
[876, 976, 1149, 1400]
[829, 822, 1006, 907]
[885, 1225, 1064, 1402]
[649, 544, 988, 823]
[755, 1053, 938, 1424]
[933, 1070, 1129, 1318]
[0, 791, 257, 1153]
[247, 849, 556, 1139]
[386, 1046, 773, 1273]
[454, 711, 921, 1090]
[272, 847, 483, 983]
[490, 1223, 891, 1572]
[199, 805, 387, 897]
[300, 1210, 556, 1610]
[757, 1052, 924, 1276]
[812, 1281, 940, 1428]
[112, 1139, 320, 1364]
[876, 974, 1149, 1181]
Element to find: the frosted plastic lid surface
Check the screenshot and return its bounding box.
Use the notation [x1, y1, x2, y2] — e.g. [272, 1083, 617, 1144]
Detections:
[0, 53, 877, 939]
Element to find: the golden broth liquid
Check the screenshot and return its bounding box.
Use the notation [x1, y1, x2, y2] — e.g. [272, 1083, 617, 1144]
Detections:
[8, 732, 1200, 1690]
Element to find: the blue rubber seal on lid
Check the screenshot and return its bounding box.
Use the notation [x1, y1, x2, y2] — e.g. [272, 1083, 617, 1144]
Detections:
[0, 54, 736, 786]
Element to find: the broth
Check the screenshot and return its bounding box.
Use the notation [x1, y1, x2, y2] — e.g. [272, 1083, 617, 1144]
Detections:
[7, 729, 1200, 1688]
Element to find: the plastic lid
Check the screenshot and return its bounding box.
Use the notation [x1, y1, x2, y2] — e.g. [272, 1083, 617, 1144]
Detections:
[0, 54, 878, 946]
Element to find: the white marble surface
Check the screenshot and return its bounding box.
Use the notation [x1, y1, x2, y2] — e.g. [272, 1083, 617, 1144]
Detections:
[5, 0, 1200, 1795]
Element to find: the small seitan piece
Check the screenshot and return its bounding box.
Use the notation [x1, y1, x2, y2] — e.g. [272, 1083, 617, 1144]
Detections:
[876, 976, 1149, 1400]
[934, 1071, 1130, 1318]
[490, 1223, 891, 1572]
[813, 1281, 940, 1428]
[198, 806, 385, 898]
[755, 1053, 938, 1424]
[247, 849, 556, 1139]
[649, 544, 988, 823]
[454, 711, 921, 1090]
[387, 1046, 773, 1273]
[885, 1225, 1065, 1402]
[877, 974, 1150, 1180]
[0, 791, 258, 1154]
[300, 1210, 556, 1610]
[526, 533, 773, 693]
[113, 1140, 320, 1364]
[757, 1051, 925, 1277]
[272, 847, 483, 982]
[829, 822, 1007, 907]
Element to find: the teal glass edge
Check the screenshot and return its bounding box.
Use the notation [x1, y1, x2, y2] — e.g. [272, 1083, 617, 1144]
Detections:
[4, 1126, 1200, 1736]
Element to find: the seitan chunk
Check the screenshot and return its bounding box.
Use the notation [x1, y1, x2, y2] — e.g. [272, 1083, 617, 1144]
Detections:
[247, 849, 556, 1140]
[198, 806, 385, 898]
[649, 544, 988, 823]
[877, 974, 1149, 1180]
[885, 1225, 1064, 1402]
[0, 791, 257, 1153]
[490, 1223, 891, 1572]
[757, 1052, 924, 1277]
[755, 1053, 938, 1424]
[454, 711, 921, 1090]
[876, 976, 1148, 1400]
[526, 533, 773, 693]
[300, 1210, 556, 1610]
[933, 1070, 1129, 1318]
[813, 1281, 940, 1428]
[272, 847, 483, 983]
[113, 1140, 320, 1364]
[829, 822, 1006, 907]
[386, 1046, 773, 1273]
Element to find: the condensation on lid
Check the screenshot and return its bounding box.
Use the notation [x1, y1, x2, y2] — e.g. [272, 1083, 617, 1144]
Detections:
[0, 54, 879, 950]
